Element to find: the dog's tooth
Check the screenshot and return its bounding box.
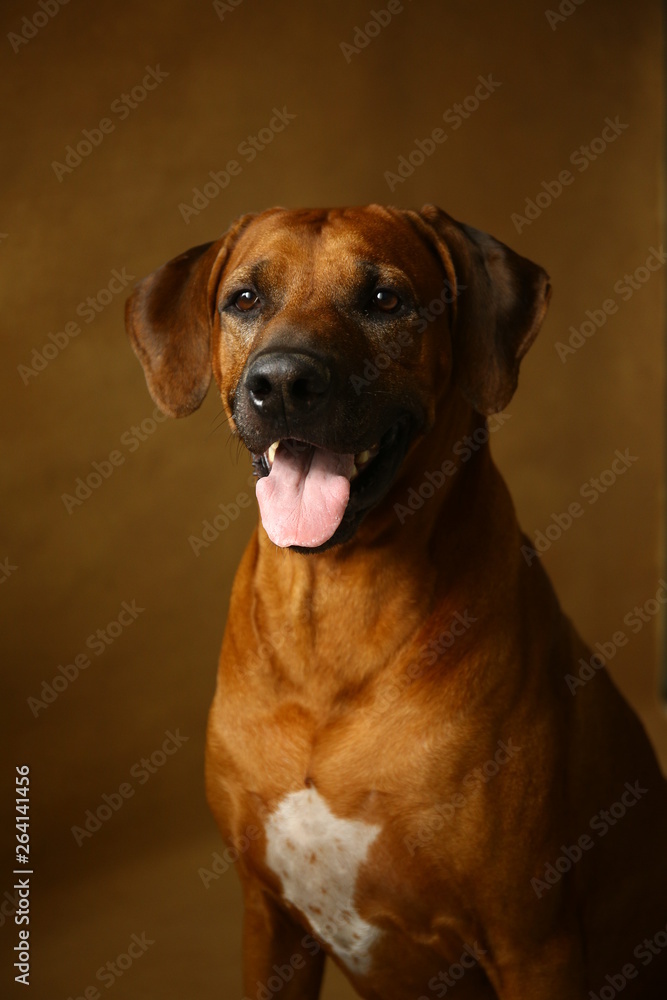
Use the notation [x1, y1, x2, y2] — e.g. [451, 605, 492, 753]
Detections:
[356, 450, 371, 465]
[267, 441, 280, 465]
[350, 465, 359, 481]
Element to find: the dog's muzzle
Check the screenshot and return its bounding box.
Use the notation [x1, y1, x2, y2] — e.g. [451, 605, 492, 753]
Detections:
[234, 348, 415, 553]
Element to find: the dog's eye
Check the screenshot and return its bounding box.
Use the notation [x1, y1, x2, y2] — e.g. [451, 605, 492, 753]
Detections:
[372, 289, 401, 313]
[233, 290, 260, 312]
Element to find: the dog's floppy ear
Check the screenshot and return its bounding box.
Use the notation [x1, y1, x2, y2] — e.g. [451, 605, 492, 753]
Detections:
[125, 214, 254, 417]
[414, 204, 551, 415]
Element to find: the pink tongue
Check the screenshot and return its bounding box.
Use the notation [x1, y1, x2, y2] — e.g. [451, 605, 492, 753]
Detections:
[256, 443, 355, 548]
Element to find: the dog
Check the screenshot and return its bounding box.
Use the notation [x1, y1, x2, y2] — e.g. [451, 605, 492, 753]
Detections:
[126, 205, 667, 998]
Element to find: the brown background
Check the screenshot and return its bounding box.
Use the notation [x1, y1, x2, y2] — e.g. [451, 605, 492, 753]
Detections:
[2, 0, 665, 997]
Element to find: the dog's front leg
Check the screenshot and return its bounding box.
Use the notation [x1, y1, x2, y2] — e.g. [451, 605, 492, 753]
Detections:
[241, 880, 326, 999]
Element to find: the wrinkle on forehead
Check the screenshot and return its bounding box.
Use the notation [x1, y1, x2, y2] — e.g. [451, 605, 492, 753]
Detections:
[224, 206, 442, 296]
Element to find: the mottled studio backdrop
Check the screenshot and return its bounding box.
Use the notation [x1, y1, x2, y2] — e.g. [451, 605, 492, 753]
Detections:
[1, 1, 665, 997]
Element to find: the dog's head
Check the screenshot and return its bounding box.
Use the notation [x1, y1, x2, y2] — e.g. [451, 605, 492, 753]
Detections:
[126, 205, 550, 553]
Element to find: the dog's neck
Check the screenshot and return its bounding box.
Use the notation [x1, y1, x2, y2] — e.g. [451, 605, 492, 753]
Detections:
[247, 392, 527, 684]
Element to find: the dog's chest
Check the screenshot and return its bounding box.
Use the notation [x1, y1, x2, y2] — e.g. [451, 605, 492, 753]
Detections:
[264, 786, 382, 973]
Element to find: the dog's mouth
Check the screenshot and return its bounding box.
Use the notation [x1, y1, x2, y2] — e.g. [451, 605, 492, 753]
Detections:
[250, 418, 412, 553]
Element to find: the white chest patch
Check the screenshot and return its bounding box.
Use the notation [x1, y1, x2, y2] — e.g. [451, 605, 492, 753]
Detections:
[264, 787, 382, 974]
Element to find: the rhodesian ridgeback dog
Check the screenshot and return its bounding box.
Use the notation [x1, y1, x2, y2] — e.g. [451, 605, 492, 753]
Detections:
[126, 206, 667, 999]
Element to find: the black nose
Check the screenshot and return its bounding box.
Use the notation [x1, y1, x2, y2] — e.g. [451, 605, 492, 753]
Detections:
[244, 351, 331, 418]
